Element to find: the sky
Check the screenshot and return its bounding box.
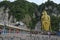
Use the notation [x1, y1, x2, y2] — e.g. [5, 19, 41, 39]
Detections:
[27, 0, 60, 5]
[0, 0, 60, 5]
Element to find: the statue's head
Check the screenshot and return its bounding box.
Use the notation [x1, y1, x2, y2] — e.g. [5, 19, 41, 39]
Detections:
[42, 10, 47, 15]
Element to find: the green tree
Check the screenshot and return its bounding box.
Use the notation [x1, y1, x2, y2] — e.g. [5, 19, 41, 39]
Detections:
[51, 16, 59, 32]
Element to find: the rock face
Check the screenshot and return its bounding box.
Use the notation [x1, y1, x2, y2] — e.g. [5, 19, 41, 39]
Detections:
[0, 7, 9, 24]
[35, 21, 41, 32]
[4, 8, 9, 24]
[0, 7, 32, 27]
[0, 7, 29, 31]
[0, 7, 5, 22]
[0, 7, 17, 24]
[9, 15, 16, 23]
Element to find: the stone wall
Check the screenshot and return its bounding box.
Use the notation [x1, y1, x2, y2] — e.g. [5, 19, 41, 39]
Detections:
[0, 33, 60, 40]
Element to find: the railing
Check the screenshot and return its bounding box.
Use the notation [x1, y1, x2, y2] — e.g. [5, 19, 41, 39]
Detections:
[0, 33, 60, 40]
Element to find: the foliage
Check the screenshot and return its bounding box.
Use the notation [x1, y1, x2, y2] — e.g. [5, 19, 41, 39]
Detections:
[51, 16, 59, 31]
[0, 0, 38, 29]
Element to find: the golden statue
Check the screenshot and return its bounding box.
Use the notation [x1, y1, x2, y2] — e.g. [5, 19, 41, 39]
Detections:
[41, 10, 51, 31]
